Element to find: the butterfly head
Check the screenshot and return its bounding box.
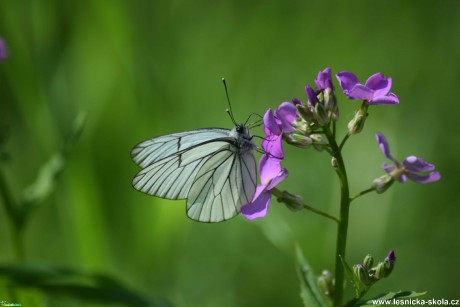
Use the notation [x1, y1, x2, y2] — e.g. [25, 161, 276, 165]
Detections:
[231, 124, 254, 153]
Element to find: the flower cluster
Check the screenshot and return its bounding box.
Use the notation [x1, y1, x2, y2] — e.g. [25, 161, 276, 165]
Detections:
[353, 250, 396, 286]
[242, 67, 440, 220]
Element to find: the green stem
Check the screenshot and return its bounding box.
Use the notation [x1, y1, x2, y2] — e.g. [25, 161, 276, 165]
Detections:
[0, 168, 25, 261]
[324, 126, 350, 307]
[339, 134, 350, 151]
[272, 188, 339, 224]
[350, 187, 375, 203]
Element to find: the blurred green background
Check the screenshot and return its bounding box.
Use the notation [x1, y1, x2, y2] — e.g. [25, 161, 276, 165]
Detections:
[1, 0, 459, 306]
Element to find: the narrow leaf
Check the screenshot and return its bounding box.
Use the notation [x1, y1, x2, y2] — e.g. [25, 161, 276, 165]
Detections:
[354, 290, 427, 306]
[339, 255, 361, 298]
[296, 245, 329, 307]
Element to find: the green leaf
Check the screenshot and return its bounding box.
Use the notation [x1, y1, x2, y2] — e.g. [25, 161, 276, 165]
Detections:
[0, 264, 170, 307]
[354, 291, 427, 306]
[339, 255, 361, 298]
[296, 245, 329, 307]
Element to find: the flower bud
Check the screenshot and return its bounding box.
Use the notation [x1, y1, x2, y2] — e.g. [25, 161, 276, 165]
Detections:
[383, 250, 396, 277]
[291, 117, 308, 134]
[276, 190, 304, 212]
[323, 88, 339, 121]
[353, 264, 371, 285]
[372, 174, 394, 194]
[363, 254, 374, 271]
[314, 102, 330, 126]
[305, 86, 319, 106]
[374, 262, 387, 280]
[297, 104, 314, 123]
[310, 134, 329, 152]
[347, 111, 366, 135]
[317, 270, 334, 298]
[347, 103, 369, 135]
[284, 133, 312, 148]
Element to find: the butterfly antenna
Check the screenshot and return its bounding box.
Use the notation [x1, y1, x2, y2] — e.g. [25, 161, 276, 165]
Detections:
[244, 112, 263, 126]
[222, 78, 237, 125]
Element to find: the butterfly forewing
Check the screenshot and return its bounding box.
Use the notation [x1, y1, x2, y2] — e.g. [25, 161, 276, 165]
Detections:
[131, 128, 256, 222]
[131, 129, 231, 168]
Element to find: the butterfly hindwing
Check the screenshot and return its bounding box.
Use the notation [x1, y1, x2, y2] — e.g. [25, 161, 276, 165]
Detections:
[186, 146, 256, 222]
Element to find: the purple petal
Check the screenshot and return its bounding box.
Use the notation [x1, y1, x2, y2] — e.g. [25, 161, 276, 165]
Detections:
[336, 71, 360, 92]
[266, 168, 288, 190]
[276, 102, 298, 133]
[0, 38, 7, 60]
[382, 163, 395, 173]
[305, 85, 318, 105]
[402, 156, 435, 172]
[367, 93, 399, 105]
[259, 154, 282, 184]
[365, 73, 392, 97]
[347, 84, 375, 100]
[292, 98, 302, 105]
[376, 133, 398, 163]
[263, 109, 281, 136]
[315, 67, 333, 90]
[386, 250, 396, 262]
[406, 171, 441, 184]
[262, 133, 283, 160]
[398, 174, 407, 183]
[241, 185, 271, 220]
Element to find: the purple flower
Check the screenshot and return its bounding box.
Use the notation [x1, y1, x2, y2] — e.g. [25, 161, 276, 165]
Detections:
[376, 133, 441, 184]
[336, 71, 399, 105]
[315, 67, 334, 91]
[0, 38, 7, 61]
[241, 154, 287, 219]
[241, 106, 294, 220]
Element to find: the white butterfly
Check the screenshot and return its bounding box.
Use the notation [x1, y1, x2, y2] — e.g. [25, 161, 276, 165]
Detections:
[131, 121, 258, 222]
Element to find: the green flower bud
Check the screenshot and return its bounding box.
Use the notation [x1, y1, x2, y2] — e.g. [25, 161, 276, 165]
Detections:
[292, 117, 308, 134]
[347, 111, 366, 135]
[284, 132, 312, 148]
[374, 262, 387, 280]
[314, 102, 330, 126]
[347, 103, 369, 135]
[354, 264, 371, 286]
[363, 254, 374, 270]
[310, 134, 329, 152]
[317, 270, 334, 298]
[372, 174, 394, 194]
[323, 88, 339, 121]
[296, 104, 314, 123]
[276, 190, 304, 212]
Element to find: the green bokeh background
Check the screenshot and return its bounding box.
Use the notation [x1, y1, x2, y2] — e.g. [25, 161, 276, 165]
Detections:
[1, 0, 459, 306]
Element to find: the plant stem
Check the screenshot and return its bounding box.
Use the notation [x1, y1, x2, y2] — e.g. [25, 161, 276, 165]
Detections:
[339, 134, 350, 151]
[272, 188, 340, 223]
[350, 187, 375, 203]
[324, 125, 350, 307]
[0, 168, 25, 261]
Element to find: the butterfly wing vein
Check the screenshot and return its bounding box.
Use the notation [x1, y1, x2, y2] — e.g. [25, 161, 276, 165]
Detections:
[131, 129, 256, 222]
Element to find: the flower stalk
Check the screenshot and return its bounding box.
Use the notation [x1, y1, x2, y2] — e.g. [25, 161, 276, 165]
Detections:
[324, 125, 350, 307]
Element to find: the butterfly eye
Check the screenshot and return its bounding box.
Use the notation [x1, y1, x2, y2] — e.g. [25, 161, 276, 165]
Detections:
[236, 125, 243, 133]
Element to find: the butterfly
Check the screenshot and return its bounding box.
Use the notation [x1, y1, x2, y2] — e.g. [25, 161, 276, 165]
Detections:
[131, 80, 259, 222]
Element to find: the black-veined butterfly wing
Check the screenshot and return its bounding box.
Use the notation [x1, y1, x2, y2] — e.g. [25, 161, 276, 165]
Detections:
[131, 128, 257, 222]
